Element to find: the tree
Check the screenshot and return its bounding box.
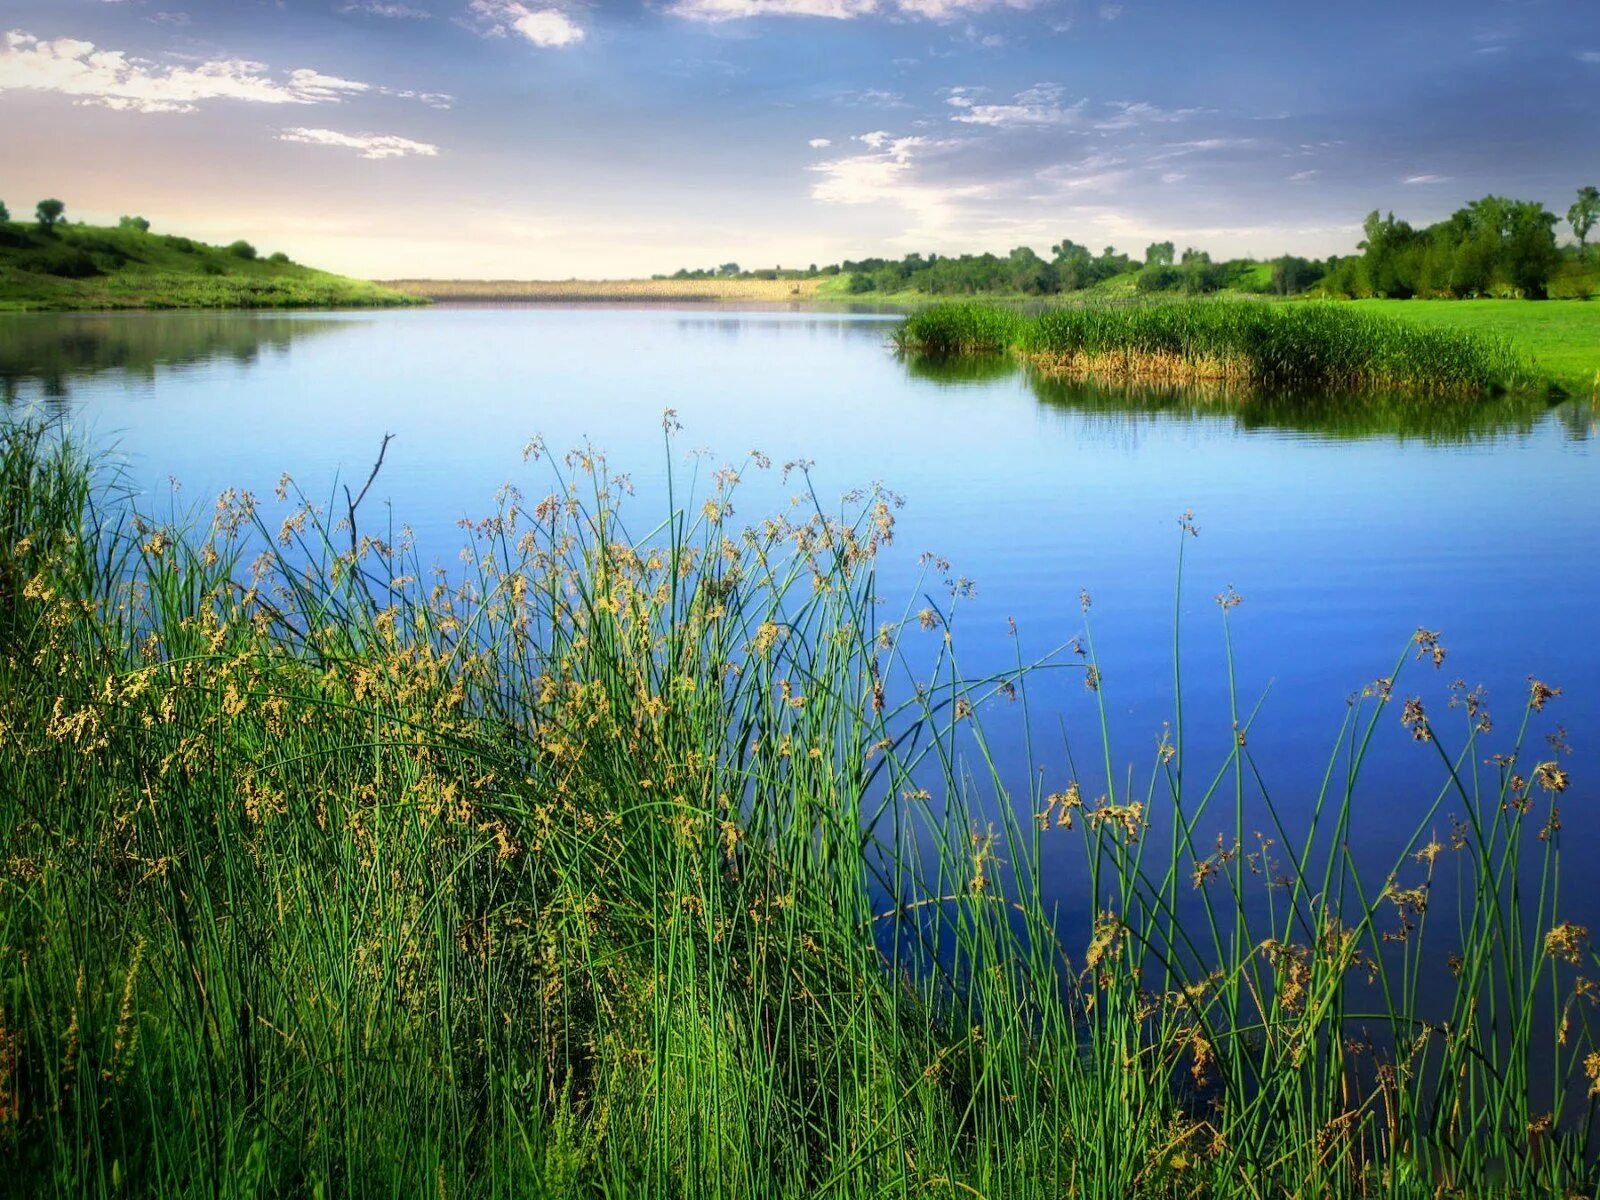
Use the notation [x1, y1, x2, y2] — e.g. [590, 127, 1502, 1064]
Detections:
[1144, 241, 1174, 267]
[35, 198, 65, 231]
[717, 262, 741, 277]
[0, 200, 8, 223]
[227, 240, 257, 260]
[119, 215, 151, 232]
[1570, 186, 1599, 258]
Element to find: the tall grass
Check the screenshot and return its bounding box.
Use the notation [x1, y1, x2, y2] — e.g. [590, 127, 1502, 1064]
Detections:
[896, 301, 1529, 393]
[0, 415, 1594, 1198]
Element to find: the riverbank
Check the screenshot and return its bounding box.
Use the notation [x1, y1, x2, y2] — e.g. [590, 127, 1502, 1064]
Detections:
[3, 414, 1594, 1198]
[382, 276, 840, 302]
[0, 221, 422, 311]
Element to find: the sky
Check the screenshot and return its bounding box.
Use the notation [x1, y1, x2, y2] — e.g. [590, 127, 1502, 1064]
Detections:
[0, 0, 1596, 279]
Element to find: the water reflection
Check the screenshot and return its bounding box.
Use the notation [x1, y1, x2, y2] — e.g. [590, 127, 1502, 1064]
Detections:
[0, 312, 354, 401]
[905, 351, 1594, 445]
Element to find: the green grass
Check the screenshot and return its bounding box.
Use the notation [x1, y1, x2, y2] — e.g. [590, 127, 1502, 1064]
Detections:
[2, 414, 1598, 1197]
[0, 221, 422, 311]
[1343, 299, 1600, 393]
[897, 300, 1528, 394]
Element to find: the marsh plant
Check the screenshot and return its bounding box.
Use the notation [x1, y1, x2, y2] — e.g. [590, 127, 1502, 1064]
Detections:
[0, 415, 1593, 1198]
[896, 300, 1529, 395]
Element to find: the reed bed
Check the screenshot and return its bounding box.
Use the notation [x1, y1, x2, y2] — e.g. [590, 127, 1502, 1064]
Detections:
[896, 301, 1529, 393]
[0, 415, 1594, 1198]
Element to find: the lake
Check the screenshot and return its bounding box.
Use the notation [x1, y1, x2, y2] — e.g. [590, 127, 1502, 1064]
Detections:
[4, 303, 1596, 911]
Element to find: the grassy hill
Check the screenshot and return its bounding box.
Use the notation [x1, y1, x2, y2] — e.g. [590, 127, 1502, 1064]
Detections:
[0, 220, 421, 311]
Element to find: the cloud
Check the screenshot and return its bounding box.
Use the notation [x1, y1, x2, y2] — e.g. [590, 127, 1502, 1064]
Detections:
[1287, 169, 1317, 182]
[278, 126, 439, 158]
[340, 2, 432, 15]
[809, 130, 988, 238]
[468, 1, 585, 46]
[808, 137, 832, 148]
[1580, 50, 1600, 63]
[947, 83, 1086, 127]
[1094, 100, 1203, 129]
[665, 0, 1038, 22]
[943, 88, 1200, 131]
[0, 30, 372, 113]
[1402, 173, 1451, 184]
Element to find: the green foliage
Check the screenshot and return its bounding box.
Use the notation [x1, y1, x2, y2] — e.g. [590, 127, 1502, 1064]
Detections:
[1325, 197, 1564, 299]
[1145, 240, 1175, 266]
[226, 239, 257, 260]
[2, 417, 1598, 1198]
[118, 215, 152, 233]
[0, 200, 9, 223]
[900, 300, 1526, 393]
[34, 198, 65, 231]
[893, 302, 1027, 353]
[0, 219, 421, 311]
[267, 251, 291, 265]
[1570, 186, 1599, 255]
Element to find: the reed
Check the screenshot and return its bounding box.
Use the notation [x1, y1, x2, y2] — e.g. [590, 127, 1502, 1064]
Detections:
[0, 415, 1592, 1198]
[897, 300, 1530, 394]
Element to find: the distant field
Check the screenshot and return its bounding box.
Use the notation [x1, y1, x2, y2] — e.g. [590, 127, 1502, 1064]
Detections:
[1344, 298, 1600, 391]
[386, 277, 834, 302]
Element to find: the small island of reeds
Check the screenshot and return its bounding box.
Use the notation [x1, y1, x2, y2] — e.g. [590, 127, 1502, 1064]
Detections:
[894, 300, 1535, 395]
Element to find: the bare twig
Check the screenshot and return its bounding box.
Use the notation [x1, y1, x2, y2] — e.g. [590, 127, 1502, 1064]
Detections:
[344, 432, 394, 559]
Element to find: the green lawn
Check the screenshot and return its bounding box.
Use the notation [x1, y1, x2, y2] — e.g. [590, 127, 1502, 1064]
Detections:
[1345, 298, 1600, 391]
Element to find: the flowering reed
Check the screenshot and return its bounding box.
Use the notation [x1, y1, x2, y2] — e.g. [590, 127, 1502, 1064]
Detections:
[0, 415, 1592, 1198]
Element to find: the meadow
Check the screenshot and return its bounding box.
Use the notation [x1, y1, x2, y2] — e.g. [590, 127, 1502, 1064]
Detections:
[895, 300, 1531, 394]
[0, 222, 420, 312]
[1347, 299, 1600, 393]
[2, 412, 1596, 1199]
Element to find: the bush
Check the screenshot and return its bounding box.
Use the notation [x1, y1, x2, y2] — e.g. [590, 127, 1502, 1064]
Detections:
[118, 216, 151, 233]
[227, 240, 257, 260]
[0, 200, 9, 223]
[267, 251, 291, 265]
[162, 235, 196, 253]
[34, 246, 100, 279]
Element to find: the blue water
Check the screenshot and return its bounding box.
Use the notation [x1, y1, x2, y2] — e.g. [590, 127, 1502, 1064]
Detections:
[5, 304, 1597, 913]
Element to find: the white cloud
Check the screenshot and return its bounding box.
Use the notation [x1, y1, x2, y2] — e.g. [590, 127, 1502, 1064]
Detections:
[666, 0, 1038, 22]
[1287, 169, 1317, 182]
[810, 130, 987, 238]
[1094, 100, 1202, 130]
[468, 1, 585, 44]
[340, 2, 432, 16]
[1403, 173, 1451, 185]
[0, 30, 371, 113]
[947, 83, 1086, 127]
[1580, 50, 1600, 63]
[808, 137, 832, 148]
[278, 127, 439, 158]
[943, 87, 1198, 131]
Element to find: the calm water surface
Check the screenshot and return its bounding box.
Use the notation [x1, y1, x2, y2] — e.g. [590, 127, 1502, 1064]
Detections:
[4, 305, 1596, 913]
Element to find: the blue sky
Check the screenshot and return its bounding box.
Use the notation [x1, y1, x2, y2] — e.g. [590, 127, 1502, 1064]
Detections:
[1, 0, 1595, 277]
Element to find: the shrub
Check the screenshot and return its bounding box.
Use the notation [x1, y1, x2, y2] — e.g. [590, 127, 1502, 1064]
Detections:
[34, 198, 65, 232]
[0, 200, 9, 223]
[162, 235, 196, 253]
[118, 215, 152, 233]
[227, 240, 257, 260]
[267, 251, 291, 265]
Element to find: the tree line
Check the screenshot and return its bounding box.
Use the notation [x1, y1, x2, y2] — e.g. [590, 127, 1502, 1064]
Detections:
[662, 186, 1599, 300]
